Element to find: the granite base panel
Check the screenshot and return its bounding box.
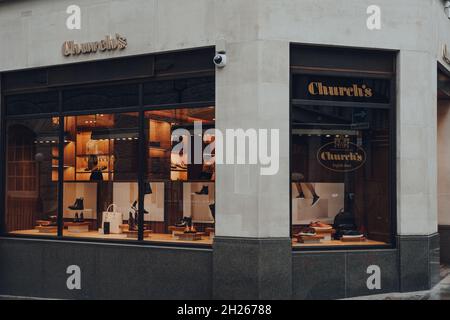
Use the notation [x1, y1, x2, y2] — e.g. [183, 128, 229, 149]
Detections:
[398, 234, 441, 292]
[439, 226, 450, 264]
[0, 238, 213, 300]
[292, 249, 399, 299]
[0, 234, 442, 300]
[212, 237, 292, 300]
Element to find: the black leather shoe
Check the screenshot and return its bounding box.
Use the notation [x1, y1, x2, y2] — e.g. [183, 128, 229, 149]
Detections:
[175, 218, 187, 228]
[69, 198, 84, 211]
[209, 203, 215, 219]
[74, 213, 79, 223]
[195, 186, 209, 195]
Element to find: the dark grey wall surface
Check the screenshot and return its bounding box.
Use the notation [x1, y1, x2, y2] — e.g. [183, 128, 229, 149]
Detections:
[398, 234, 441, 292]
[0, 238, 213, 300]
[213, 237, 292, 300]
[439, 226, 450, 264]
[0, 235, 441, 300]
[292, 249, 399, 299]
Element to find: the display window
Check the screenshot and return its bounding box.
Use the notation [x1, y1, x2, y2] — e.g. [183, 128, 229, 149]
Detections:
[290, 45, 395, 249]
[4, 73, 215, 246]
[291, 104, 392, 248]
[144, 107, 215, 244]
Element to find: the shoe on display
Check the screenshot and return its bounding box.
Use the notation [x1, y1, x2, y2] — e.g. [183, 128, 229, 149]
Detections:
[131, 200, 148, 214]
[74, 213, 79, 223]
[310, 221, 332, 229]
[311, 195, 320, 207]
[128, 211, 135, 231]
[69, 198, 84, 211]
[209, 203, 215, 220]
[195, 185, 209, 195]
[296, 192, 306, 199]
[175, 218, 188, 228]
[79, 212, 84, 222]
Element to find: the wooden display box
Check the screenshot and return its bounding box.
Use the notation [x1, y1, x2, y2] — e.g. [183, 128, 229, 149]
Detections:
[169, 226, 186, 236]
[65, 222, 90, 233]
[294, 234, 324, 244]
[36, 225, 58, 234]
[313, 228, 335, 241]
[123, 230, 152, 239]
[177, 233, 203, 241]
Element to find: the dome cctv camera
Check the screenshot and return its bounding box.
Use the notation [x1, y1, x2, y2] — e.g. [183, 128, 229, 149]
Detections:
[213, 53, 227, 68]
[445, 1, 450, 19]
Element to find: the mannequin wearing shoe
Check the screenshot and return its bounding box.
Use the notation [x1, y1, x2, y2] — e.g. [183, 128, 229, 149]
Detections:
[292, 172, 320, 207]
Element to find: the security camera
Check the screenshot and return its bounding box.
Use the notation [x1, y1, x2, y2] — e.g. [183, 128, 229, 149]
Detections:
[445, 1, 450, 19]
[213, 53, 227, 68]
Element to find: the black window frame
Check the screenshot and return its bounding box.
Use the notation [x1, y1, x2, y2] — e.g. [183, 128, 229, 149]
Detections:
[0, 49, 216, 249]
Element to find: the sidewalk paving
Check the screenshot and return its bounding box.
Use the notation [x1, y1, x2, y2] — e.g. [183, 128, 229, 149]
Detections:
[347, 265, 450, 300]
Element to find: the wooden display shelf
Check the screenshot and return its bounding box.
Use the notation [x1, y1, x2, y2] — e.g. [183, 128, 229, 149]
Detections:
[10, 229, 214, 245]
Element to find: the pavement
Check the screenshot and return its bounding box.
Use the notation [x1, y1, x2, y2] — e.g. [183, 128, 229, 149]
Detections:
[347, 265, 450, 300]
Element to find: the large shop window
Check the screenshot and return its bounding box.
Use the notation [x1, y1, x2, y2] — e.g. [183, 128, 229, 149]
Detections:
[143, 107, 215, 244]
[291, 74, 394, 248]
[4, 80, 215, 246]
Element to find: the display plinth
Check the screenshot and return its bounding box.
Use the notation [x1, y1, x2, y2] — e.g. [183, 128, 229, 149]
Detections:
[169, 226, 186, 235]
[123, 230, 152, 239]
[177, 233, 203, 241]
[313, 228, 335, 241]
[36, 225, 58, 233]
[65, 222, 90, 233]
[295, 234, 324, 244]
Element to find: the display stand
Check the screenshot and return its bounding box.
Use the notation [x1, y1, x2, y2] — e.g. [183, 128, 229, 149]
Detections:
[123, 230, 152, 239]
[36, 225, 58, 234]
[169, 226, 186, 238]
[314, 228, 335, 241]
[294, 234, 324, 244]
[65, 222, 90, 233]
[120, 224, 152, 239]
[177, 233, 203, 241]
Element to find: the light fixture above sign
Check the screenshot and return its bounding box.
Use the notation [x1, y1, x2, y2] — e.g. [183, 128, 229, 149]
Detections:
[62, 33, 127, 57]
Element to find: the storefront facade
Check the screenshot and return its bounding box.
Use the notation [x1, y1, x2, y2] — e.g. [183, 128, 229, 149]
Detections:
[0, 0, 449, 300]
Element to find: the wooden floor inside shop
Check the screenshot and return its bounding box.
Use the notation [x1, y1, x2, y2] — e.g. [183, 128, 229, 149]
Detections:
[10, 229, 214, 246]
[292, 239, 387, 247]
[10, 230, 387, 248]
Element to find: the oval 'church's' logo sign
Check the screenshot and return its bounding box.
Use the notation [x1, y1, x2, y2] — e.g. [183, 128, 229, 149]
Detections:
[317, 137, 366, 173]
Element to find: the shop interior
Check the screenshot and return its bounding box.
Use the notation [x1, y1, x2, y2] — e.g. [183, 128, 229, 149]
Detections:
[291, 104, 392, 248]
[6, 105, 216, 245]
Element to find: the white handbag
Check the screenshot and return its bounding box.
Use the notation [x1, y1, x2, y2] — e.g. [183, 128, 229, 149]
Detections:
[102, 204, 123, 234]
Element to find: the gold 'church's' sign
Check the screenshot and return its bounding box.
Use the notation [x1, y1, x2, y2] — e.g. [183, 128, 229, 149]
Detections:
[62, 34, 127, 57]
